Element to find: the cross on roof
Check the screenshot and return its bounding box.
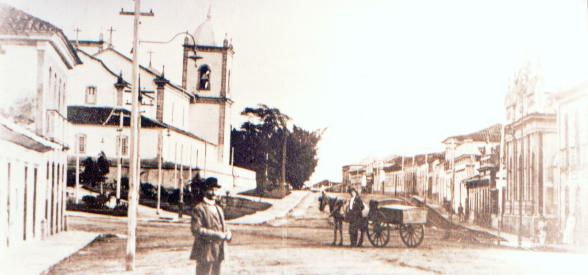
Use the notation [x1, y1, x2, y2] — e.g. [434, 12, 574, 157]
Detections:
[73, 27, 82, 47]
[107, 26, 116, 47]
[147, 50, 154, 67]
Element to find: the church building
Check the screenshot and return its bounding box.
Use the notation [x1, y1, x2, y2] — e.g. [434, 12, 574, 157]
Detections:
[66, 7, 256, 197]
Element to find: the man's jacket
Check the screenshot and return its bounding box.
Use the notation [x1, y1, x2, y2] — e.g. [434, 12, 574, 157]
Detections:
[190, 201, 227, 262]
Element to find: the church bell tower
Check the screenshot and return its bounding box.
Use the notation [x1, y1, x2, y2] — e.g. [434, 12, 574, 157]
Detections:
[181, 6, 234, 164]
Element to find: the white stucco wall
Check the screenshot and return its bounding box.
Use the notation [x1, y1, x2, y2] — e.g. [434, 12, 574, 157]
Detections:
[69, 53, 123, 108]
[0, 137, 67, 248]
[162, 86, 191, 130]
[189, 103, 220, 144]
[0, 38, 70, 145]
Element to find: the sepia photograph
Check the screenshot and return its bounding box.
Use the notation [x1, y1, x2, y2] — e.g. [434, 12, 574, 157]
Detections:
[0, 0, 587, 274]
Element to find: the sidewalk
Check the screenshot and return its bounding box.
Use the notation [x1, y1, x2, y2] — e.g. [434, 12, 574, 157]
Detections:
[418, 197, 579, 252]
[0, 231, 99, 275]
[228, 190, 311, 225]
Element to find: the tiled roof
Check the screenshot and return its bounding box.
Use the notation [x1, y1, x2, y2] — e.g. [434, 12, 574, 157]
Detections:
[67, 106, 212, 144]
[442, 123, 502, 144]
[95, 48, 192, 98]
[68, 106, 163, 128]
[0, 4, 60, 34]
[0, 122, 52, 152]
[0, 4, 81, 64]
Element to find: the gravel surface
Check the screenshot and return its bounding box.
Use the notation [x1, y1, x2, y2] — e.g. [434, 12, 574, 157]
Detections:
[48, 192, 586, 275]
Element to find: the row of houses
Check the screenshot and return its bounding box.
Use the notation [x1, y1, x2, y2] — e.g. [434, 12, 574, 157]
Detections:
[342, 68, 588, 245]
[0, 4, 256, 248]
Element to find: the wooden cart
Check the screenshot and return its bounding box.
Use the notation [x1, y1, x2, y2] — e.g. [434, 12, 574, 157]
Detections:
[366, 200, 428, 248]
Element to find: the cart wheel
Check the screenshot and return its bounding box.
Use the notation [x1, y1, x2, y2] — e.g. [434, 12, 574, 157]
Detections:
[367, 213, 390, 247]
[399, 224, 424, 248]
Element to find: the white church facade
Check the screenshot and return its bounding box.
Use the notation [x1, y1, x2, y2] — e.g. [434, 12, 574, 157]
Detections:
[67, 10, 256, 196]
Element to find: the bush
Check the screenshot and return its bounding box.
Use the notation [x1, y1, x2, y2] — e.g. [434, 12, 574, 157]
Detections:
[67, 169, 76, 187]
[140, 183, 157, 200]
[82, 195, 98, 208]
[81, 194, 109, 209]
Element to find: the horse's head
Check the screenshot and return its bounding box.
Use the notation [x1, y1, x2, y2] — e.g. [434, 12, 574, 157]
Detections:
[318, 191, 326, 212]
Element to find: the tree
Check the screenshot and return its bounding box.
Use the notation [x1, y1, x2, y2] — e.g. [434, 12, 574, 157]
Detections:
[231, 104, 323, 190]
[80, 157, 97, 187]
[96, 151, 110, 194]
[286, 126, 323, 189]
[80, 152, 111, 194]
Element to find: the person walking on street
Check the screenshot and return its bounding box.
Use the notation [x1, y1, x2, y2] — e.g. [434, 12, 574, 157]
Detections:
[190, 177, 232, 275]
[347, 188, 365, 247]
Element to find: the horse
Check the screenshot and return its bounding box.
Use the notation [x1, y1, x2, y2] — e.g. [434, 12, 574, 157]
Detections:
[318, 191, 368, 246]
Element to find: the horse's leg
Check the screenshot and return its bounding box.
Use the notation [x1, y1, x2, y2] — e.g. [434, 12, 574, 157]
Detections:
[357, 218, 367, 247]
[338, 219, 343, 246]
[332, 219, 337, 246]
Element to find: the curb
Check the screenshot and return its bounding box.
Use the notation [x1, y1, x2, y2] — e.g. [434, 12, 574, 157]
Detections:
[262, 191, 314, 226]
[41, 233, 107, 275]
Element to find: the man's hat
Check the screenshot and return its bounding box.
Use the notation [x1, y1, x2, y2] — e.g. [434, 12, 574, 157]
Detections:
[202, 177, 221, 190]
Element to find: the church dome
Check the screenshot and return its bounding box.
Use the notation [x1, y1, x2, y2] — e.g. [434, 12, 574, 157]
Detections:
[191, 6, 217, 46]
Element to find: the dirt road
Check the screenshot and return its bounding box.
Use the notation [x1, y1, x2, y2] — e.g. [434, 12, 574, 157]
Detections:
[49, 193, 585, 275]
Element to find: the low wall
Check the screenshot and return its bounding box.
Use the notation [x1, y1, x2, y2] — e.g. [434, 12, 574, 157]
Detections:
[67, 160, 257, 197]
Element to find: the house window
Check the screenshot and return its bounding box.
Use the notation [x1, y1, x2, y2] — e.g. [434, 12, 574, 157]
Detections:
[117, 135, 129, 156]
[198, 65, 211, 91]
[85, 86, 97, 105]
[77, 134, 86, 154]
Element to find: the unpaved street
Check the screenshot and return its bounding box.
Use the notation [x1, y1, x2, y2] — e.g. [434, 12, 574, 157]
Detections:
[49, 193, 586, 275]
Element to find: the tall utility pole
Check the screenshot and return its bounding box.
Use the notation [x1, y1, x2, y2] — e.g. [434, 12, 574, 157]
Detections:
[400, 156, 404, 197]
[116, 110, 124, 204]
[281, 129, 287, 193]
[231, 147, 235, 188]
[75, 137, 80, 204]
[120, 0, 153, 271]
[179, 144, 184, 218]
[156, 130, 163, 215]
[447, 140, 456, 239]
[425, 153, 429, 205]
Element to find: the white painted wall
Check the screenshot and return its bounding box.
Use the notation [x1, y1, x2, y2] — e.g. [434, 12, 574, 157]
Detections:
[69, 53, 125, 108]
[0, 38, 69, 145]
[162, 85, 191, 130]
[189, 103, 220, 144]
[0, 137, 67, 248]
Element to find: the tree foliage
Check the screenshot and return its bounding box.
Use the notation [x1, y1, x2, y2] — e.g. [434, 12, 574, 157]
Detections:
[80, 151, 110, 191]
[231, 104, 323, 190]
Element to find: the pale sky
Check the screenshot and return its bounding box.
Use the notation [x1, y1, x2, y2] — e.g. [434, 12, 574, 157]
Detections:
[4, 0, 588, 183]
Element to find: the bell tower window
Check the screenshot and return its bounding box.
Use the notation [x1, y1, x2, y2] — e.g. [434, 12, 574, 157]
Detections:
[198, 65, 211, 91]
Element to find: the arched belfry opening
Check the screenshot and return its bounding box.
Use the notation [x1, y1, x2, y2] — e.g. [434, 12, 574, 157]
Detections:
[198, 64, 211, 91]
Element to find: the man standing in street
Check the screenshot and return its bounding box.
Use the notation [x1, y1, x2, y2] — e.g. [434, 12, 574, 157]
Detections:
[190, 177, 231, 275]
[347, 188, 365, 247]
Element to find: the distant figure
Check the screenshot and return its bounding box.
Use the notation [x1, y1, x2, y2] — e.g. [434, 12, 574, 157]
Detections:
[458, 204, 464, 222]
[537, 216, 547, 246]
[347, 188, 366, 247]
[563, 214, 576, 245]
[190, 177, 231, 275]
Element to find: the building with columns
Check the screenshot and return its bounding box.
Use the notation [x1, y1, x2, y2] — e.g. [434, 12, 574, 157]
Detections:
[0, 4, 81, 248]
[502, 69, 558, 236]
